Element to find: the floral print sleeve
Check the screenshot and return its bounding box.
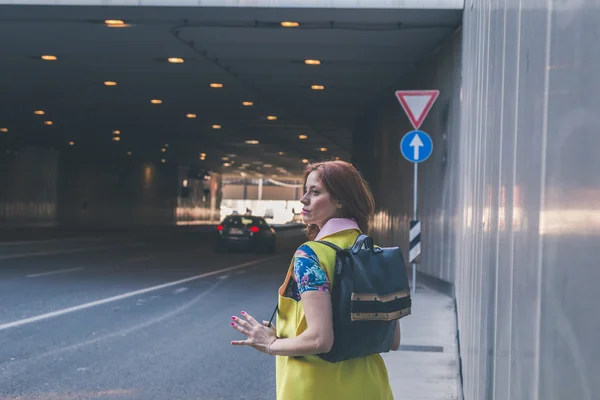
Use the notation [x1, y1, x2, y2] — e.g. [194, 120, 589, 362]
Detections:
[293, 244, 330, 295]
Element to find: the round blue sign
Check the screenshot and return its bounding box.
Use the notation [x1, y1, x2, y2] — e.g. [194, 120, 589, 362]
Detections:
[400, 130, 433, 163]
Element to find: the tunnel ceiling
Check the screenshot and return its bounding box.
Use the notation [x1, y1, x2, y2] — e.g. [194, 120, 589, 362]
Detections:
[0, 5, 461, 177]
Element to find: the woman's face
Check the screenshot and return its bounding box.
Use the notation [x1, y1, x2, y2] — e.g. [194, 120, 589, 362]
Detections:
[300, 171, 341, 229]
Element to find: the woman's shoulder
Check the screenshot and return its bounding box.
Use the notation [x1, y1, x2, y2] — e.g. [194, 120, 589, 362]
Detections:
[294, 243, 319, 262]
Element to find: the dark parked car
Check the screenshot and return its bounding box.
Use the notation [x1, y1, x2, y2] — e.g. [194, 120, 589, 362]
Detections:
[215, 215, 276, 253]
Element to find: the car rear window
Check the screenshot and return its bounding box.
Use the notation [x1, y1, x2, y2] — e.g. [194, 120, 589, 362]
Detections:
[223, 216, 265, 227]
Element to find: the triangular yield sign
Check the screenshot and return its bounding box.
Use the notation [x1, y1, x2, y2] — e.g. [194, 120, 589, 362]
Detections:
[395, 90, 440, 130]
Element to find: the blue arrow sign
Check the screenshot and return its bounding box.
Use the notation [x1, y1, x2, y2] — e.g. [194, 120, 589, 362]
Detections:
[400, 130, 433, 163]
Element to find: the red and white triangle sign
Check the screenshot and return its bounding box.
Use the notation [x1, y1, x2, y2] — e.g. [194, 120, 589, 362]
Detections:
[395, 90, 440, 130]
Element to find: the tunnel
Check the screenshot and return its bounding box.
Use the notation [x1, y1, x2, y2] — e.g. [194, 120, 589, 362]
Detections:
[1, 1, 599, 399]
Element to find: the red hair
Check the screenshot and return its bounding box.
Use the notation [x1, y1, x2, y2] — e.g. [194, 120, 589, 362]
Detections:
[303, 161, 375, 241]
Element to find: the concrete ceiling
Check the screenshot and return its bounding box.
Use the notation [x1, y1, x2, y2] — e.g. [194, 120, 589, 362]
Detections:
[0, 5, 461, 177]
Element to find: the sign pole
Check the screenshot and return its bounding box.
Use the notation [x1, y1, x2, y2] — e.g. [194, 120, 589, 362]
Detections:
[412, 163, 418, 295]
[395, 89, 439, 297]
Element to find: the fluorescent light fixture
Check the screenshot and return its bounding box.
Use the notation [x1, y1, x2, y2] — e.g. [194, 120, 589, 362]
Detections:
[161, 159, 167, 163]
[151, 99, 163, 104]
[212, 124, 222, 129]
[242, 101, 254, 107]
[44, 121, 53, 126]
[69, 141, 75, 146]
[113, 130, 121, 135]
[41, 55, 57, 61]
[113, 137, 121, 142]
[223, 162, 231, 167]
[0, 128, 8, 132]
[34, 110, 45, 115]
[311, 85, 325, 90]
[245, 140, 260, 145]
[168, 57, 184, 64]
[298, 134, 308, 140]
[278, 152, 285, 156]
[105, 20, 131, 28]
[319, 147, 327, 152]
[281, 21, 300, 27]
[104, 81, 117, 86]
[305, 59, 321, 65]
[302, 159, 309, 164]
[267, 116, 277, 121]
[186, 113, 197, 119]
[210, 83, 223, 88]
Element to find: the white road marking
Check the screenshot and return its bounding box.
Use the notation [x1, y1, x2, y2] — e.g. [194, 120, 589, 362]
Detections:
[0, 253, 284, 332]
[0, 243, 147, 260]
[26, 267, 84, 278]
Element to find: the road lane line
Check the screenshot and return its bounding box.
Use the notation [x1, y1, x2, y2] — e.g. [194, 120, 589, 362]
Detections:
[26, 267, 84, 278]
[0, 253, 285, 331]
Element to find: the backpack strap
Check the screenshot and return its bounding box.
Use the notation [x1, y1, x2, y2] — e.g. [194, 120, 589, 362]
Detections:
[314, 240, 344, 252]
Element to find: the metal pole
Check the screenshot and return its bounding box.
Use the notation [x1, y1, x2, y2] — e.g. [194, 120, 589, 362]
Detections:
[412, 163, 418, 295]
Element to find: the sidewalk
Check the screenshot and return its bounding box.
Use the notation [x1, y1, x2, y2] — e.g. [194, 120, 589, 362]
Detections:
[381, 284, 462, 400]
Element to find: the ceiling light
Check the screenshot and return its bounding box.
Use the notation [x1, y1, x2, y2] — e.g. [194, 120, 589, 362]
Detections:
[212, 124, 222, 129]
[302, 159, 309, 164]
[267, 115, 277, 121]
[264, 164, 273, 168]
[319, 147, 327, 152]
[161, 159, 167, 163]
[113, 136, 121, 142]
[168, 57, 184, 64]
[245, 140, 260, 145]
[44, 121, 53, 126]
[41, 55, 58, 61]
[0, 128, 8, 132]
[200, 156, 206, 161]
[69, 141, 75, 146]
[210, 83, 223, 88]
[298, 134, 308, 140]
[278, 152, 285, 156]
[127, 151, 132, 155]
[281, 21, 300, 27]
[305, 59, 321, 65]
[186, 113, 197, 119]
[221, 157, 229, 161]
[151, 99, 163, 104]
[223, 162, 231, 167]
[161, 148, 167, 152]
[105, 20, 131, 28]
[311, 85, 325, 90]
[34, 110, 45, 115]
[104, 81, 118, 86]
[242, 101, 254, 107]
[335, 157, 340, 160]
[113, 130, 120, 135]
[200, 153, 206, 157]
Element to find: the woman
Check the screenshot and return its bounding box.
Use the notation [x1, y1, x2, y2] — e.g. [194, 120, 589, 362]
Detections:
[230, 160, 400, 399]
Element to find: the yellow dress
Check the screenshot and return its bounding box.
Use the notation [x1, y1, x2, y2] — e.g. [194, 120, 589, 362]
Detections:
[275, 228, 394, 400]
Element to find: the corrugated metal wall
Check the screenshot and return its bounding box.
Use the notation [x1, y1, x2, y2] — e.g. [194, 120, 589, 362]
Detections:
[362, 1, 600, 399]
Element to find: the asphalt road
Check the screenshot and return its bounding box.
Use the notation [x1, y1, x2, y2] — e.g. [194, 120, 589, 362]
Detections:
[0, 230, 306, 400]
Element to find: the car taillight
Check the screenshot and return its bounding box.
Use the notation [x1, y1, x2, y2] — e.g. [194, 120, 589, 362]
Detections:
[250, 226, 259, 233]
[217, 225, 223, 231]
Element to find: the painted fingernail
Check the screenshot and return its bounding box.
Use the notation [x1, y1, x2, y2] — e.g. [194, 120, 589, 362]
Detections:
[230, 322, 235, 326]
[241, 311, 246, 315]
[231, 316, 236, 320]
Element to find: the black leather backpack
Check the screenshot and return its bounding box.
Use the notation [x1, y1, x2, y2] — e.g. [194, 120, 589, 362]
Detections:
[269, 234, 411, 363]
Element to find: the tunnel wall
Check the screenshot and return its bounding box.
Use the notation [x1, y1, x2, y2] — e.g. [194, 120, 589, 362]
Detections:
[356, 28, 462, 285]
[0, 148, 220, 228]
[57, 153, 177, 226]
[358, 1, 600, 400]
[0, 147, 59, 226]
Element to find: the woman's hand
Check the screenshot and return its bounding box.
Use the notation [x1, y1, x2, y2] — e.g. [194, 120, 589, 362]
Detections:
[230, 311, 277, 354]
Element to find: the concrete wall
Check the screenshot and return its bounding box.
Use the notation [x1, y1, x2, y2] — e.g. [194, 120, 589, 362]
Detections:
[0, 0, 463, 9]
[0, 147, 220, 228]
[361, 1, 600, 399]
[358, 28, 462, 286]
[0, 147, 59, 226]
